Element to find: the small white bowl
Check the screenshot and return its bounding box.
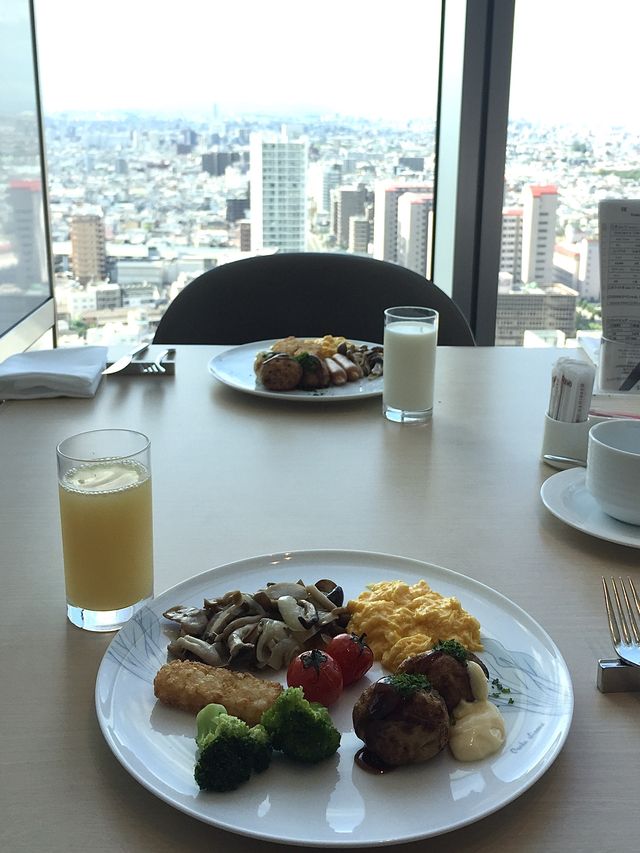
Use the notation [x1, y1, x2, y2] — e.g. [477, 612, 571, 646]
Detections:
[586, 419, 640, 526]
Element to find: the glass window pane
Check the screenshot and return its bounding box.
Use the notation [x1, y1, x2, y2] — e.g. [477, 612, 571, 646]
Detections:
[34, 0, 441, 346]
[499, 0, 638, 347]
[0, 0, 52, 343]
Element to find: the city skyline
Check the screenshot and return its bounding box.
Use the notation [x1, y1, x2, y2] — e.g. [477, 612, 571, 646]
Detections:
[33, 1, 640, 128]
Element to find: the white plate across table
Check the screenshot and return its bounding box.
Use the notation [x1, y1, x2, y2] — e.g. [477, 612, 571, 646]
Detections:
[540, 467, 640, 549]
[96, 550, 573, 847]
[208, 340, 383, 401]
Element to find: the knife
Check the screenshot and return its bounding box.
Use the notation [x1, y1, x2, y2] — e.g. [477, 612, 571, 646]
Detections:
[102, 344, 150, 375]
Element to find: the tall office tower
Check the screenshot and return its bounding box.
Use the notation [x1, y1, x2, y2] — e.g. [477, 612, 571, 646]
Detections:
[202, 151, 232, 176]
[348, 216, 371, 254]
[330, 186, 366, 248]
[70, 213, 107, 285]
[499, 208, 524, 284]
[8, 179, 48, 287]
[238, 220, 251, 251]
[308, 162, 342, 214]
[373, 180, 433, 263]
[249, 131, 308, 253]
[396, 192, 433, 276]
[521, 184, 558, 284]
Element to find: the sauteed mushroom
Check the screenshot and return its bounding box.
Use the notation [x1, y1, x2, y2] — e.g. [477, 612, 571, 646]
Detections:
[162, 577, 347, 671]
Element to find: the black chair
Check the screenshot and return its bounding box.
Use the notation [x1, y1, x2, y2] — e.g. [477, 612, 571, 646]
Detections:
[153, 253, 475, 346]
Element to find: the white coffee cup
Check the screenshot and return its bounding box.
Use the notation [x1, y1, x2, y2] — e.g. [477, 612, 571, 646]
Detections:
[586, 419, 640, 525]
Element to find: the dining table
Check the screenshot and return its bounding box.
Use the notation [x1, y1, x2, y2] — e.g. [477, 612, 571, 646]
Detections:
[2, 343, 638, 853]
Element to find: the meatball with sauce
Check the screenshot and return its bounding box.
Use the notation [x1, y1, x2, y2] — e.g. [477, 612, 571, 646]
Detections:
[352, 674, 449, 767]
[397, 641, 488, 713]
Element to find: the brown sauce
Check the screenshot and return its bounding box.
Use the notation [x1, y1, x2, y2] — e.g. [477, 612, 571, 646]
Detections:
[354, 747, 396, 774]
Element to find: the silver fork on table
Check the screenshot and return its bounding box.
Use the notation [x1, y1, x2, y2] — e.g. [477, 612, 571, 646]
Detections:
[602, 575, 640, 666]
[142, 349, 175, 374]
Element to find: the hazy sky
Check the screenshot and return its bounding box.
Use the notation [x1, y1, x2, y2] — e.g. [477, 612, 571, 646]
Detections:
[33, 0, 640, 127]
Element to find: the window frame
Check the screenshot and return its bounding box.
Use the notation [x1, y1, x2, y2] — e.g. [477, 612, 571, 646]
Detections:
[433, 0, 515, 345]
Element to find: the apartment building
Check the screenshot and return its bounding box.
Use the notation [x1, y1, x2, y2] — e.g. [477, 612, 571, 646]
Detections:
[330, 186, 367, 249]
[372, 180, 433, 264]
[499, 208, 523, 284]
[249, 131, 308, 253]
[70, 213, 107, 285]
[520, 185, 558, 285]
[396, 192, 433, 276]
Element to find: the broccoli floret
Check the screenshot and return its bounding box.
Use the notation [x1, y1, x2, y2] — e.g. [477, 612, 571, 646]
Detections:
[194, 703, 273, 792]
[260, 687, 341, 764]
[248, 724, 272, 773]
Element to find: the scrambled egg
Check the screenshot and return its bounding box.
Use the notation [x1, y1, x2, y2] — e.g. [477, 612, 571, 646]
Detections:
[348, 579, 483, 672]
[271, 335, 347, 359]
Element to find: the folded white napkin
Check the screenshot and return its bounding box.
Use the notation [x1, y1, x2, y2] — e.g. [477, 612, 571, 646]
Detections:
[0, 346, 108, 400]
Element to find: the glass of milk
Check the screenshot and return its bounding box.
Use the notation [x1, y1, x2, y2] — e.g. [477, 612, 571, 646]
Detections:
[383, 306, 439, 423]
[57, 429, 154, 631]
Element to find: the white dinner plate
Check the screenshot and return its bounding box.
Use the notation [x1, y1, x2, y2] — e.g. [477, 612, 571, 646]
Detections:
[540, 467, 640, 549]
[208, 339, 383, 401]
[96, 550, 573, 847]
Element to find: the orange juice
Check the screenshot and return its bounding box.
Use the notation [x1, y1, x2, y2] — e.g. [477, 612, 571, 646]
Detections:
[59, 460, 153, 611]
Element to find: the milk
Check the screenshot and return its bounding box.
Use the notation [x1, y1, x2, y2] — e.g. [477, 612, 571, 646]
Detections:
[383, 321, 437, 414]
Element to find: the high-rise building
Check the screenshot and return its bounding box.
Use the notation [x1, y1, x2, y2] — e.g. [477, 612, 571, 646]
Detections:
[70, 213, 107, 285]
[249, 132, 308, 253]
[202, 151, 232, 176]
[308, 161, 342, 214]
[373, 181, 433, 263]
[8, 179, 48, 287]
[499, 208, 524, 284]
[348, 216, 371, 255]
[330, 186, 366, 249]
[521, 185, 558, 285]
[396, 192, 433, 276]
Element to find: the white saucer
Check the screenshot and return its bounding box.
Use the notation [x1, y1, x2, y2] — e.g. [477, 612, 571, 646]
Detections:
[540, 467, 640, 548]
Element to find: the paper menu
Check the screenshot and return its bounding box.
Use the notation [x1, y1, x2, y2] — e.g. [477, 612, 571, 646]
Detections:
[597, 200, 640, 392]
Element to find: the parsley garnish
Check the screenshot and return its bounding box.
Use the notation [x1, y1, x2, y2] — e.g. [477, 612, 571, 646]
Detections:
[388, 673, 431, 696]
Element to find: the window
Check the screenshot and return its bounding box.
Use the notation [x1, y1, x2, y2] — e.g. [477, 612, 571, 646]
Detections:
[32, 0, 442, 347]
[0, 0, 54, 359]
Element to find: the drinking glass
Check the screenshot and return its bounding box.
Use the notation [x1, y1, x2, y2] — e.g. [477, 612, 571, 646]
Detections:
[57, 428, 154, 631]
[383, 306, 439, 423]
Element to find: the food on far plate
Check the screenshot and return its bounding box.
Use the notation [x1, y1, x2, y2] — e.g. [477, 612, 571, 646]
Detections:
[286, 649, 344, 707]
[153, 659, 283, 726]
[255, 352, 303, 391]
[347, 579, 483, 672]
[254, 335, 383, 392]
[353, 673, 450, 767]
[162, 579, 349, 671]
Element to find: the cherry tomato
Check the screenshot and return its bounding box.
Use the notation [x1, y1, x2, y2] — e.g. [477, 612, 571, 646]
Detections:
[286, 649, 343, 706]
[325, 633, 374, 686]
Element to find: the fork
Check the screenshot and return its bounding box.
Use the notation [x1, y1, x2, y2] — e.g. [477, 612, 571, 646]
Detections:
[142, 349, 175, 374]
[602, 576, 640, 666]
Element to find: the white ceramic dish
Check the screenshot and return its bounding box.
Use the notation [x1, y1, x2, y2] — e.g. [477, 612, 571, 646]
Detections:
[540, 467, 640, 548]
[96, 550, 573, 847]
[208, 340, 383, 401]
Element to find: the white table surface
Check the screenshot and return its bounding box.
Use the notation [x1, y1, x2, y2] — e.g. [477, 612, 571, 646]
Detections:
[1, 345, 638, 853]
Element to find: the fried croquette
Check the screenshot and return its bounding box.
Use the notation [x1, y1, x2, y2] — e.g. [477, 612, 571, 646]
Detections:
[153, 660, 282, 726]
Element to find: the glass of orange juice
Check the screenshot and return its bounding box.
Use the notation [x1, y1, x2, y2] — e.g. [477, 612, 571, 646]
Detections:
[57, 428, 154, 631]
